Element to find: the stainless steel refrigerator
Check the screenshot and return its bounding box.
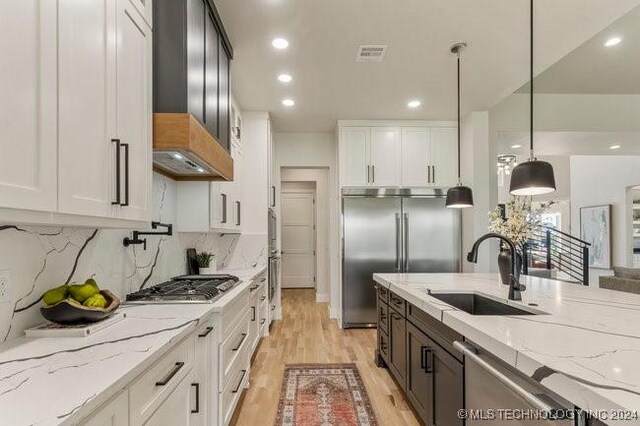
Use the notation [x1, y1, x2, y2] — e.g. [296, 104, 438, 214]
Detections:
[342, 188, 461, 328]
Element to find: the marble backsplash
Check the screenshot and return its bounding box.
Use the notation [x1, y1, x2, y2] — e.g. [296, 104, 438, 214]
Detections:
[0, 173, 267, 342]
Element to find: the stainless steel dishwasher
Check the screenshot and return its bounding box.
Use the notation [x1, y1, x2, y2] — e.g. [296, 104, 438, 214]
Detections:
[454, 341, 588, 426]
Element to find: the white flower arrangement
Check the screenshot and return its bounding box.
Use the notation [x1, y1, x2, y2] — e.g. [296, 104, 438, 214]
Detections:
[488, 197, 555, 248]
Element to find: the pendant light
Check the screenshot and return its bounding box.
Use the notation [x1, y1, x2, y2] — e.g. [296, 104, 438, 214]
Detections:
[509, 0, 556, 196]
[446, 42, 474, 209]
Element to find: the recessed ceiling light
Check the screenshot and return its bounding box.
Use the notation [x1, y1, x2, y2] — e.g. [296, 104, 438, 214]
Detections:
[282, 99, 295, 107]
[511, 144, 522, 149]
[173, 153, 183, 160]
[197, 167, 205, 173]
[278, 73, 292, 83]
[272, 38, 289, 49]
[604, 37, 622, 47]
[407, 100, 421, 108]
[610, 144, 621, 150]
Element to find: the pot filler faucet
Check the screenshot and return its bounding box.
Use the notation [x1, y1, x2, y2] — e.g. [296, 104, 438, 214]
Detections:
[467, 233, 526, 301]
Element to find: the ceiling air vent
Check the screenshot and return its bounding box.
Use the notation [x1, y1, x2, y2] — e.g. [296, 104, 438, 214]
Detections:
[356, 45, 387, 62]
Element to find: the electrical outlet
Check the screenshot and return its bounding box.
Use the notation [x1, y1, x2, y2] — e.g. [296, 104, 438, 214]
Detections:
[0, 270, 11, 300]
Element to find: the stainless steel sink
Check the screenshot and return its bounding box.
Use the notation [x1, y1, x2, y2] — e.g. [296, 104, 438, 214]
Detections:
[428, 292, 537, 316]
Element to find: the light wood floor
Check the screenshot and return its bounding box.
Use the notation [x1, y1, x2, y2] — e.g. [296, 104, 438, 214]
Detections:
[231, 289, 420, 426]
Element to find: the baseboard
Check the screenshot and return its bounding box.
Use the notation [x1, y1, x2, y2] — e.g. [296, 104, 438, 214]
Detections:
[315, 292, 329, 303]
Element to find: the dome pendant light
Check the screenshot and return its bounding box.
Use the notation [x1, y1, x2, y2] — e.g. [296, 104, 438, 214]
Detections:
[509, 0, 556, 196]
[446, 42, 474, 209]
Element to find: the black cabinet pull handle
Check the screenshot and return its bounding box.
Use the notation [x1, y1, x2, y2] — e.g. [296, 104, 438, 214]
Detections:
[232, 333, 247, 351]
[191, 383, 200, 413]
[198, 326, 214, 338]
[251, 306, 256, 321]
[232, 369, 247, 393]
[236, 201, 241, 226]
[121, 142, 130, 207]
[260, 296, 266, 301]
[421, 347, 433, 373]
[111, 139, 121, 205]
[271, 186, 276, 207]
[260, 318, 266, 325]
[372, 165, 375, 183]
[155, 362, 184, 386]
[249, 285, 259, 292]
[221, 193, 227, 223]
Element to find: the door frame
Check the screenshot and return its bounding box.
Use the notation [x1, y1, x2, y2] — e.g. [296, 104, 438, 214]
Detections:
[280, 183, 317, 289]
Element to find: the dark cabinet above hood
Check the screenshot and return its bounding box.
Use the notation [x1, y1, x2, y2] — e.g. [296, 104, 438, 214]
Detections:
[153, 0, 234, 181]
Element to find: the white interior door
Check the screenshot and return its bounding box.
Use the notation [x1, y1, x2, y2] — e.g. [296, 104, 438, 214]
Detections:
[281, 193, 315, 288]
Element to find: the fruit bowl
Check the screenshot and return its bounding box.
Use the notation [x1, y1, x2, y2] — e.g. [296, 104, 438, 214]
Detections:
[40, 290, 120, 325]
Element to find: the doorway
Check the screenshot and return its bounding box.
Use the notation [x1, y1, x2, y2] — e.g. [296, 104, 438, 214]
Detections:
[281, 182, 316, 289]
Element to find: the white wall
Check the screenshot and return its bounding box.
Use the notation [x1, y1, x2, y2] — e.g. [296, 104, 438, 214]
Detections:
[273, 132, 340, 318]
[461, 112, 497, 272]
[570, 155, 640, 285]
[491, 94, 640, 133]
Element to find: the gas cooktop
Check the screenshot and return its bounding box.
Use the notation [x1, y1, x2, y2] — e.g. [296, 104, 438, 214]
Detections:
[126, 274, 240, 303]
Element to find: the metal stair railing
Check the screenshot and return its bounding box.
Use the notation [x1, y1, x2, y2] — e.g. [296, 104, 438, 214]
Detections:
[523, 226, 591, 285]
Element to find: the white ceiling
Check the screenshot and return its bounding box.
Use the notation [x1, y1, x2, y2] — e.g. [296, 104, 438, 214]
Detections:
[518, 4, 640, 94]
[216, 0, 640, 132]
[498, 131, 640, 156]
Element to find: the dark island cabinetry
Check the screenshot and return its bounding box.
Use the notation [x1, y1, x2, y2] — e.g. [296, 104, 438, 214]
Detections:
[376, 285, 464, 426]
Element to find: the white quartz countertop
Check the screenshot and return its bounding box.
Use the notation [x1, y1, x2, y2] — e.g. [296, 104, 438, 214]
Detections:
[0, 265, 266, 426]
[374, 273, 640, 425]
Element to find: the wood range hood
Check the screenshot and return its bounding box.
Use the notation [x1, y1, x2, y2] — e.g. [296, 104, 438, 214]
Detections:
[152, 113, 234, 181]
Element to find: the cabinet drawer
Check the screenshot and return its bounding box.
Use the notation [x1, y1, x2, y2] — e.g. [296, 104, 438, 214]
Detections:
[219, 308, 250, 389]
[377, 284, 389, 303]
[377, 301, 388, 335]
[220, 289, 250, 337]
[389, 291, 406, 315]
[130, 335, 195, 426]
[220, 345, 250, 425]
[407, 302, 463, 362]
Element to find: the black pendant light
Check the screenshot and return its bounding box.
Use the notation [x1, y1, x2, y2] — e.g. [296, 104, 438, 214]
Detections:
[446, 42, 474, 209]
[509, 0, 556, 196]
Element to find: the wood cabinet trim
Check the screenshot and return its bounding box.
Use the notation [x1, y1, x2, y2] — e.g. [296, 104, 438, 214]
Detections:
[153, 113, 234, 181]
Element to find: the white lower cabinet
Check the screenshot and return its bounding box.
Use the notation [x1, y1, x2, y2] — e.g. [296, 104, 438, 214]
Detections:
[145, 371, 195, 426]
[82, 278, 267, 426]
[82, 389, 129, 426]
[130, 335, 195, 425]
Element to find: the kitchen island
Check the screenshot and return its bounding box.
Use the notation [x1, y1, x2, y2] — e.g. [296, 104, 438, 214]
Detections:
[374, 273, 640, 426]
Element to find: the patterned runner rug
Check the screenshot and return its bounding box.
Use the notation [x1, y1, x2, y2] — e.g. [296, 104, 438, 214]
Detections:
[275, 363, 378, 426]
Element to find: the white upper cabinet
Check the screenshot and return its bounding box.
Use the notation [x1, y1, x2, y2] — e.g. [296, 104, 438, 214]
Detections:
[369, 128, 401, 186]
[339, 127, 369, 187]
[115, 0, 152, 221]
[0, 1, 57, 212]
[0, 0, 152, 227]
[430, 127, 458, 187]
[339, 122, 457, 189]
[58, 0, 116, 218]
[401, 127, 431, 186]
